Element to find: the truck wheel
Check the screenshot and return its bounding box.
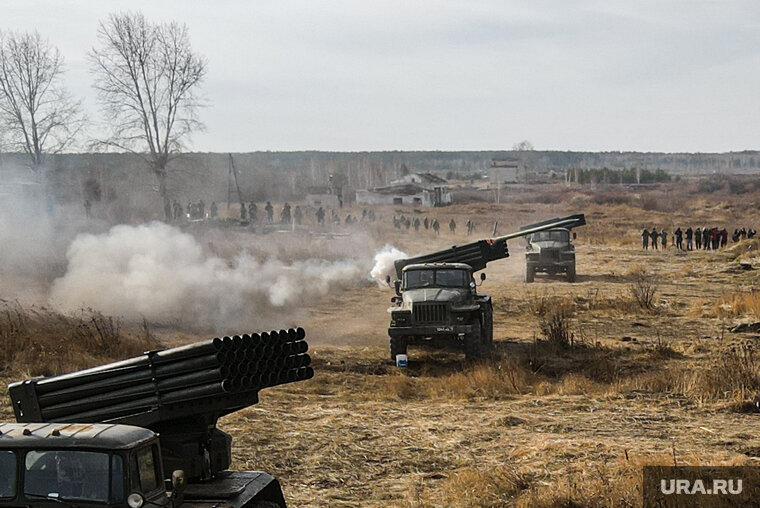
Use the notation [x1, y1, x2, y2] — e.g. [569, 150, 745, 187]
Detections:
[525, 265, 534, 283]
[465, 323, 482, 360]
[390, 336, 408, 362]
[567, 265, 576, 283]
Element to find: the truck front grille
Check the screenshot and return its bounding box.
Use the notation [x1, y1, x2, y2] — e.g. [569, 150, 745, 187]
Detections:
[413, 303, 447, 323]
[540, 249, 559, 262]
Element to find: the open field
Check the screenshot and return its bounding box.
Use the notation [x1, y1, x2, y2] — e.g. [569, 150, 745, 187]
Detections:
[2, 182, 760, 506]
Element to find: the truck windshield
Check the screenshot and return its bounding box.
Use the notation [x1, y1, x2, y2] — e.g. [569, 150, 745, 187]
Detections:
[404, 269, 468, 288]
[24, 450, 122, 503]
[0, 451, 16, 498]
[531, 230, 568, 242]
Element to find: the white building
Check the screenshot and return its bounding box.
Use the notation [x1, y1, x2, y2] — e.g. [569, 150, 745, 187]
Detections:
[356, 173, 452, 207]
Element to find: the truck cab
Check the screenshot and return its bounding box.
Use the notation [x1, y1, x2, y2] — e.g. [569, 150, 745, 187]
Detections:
[0, 423, 285, 508]
[388, 263, 492, 361]
[0, 422, 168, 507]
[525, 227, 577, 282]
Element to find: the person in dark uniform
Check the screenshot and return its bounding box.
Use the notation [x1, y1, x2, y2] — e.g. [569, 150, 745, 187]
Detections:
[432, 219, 440, 235]
[674, 227, 682, 250]
[248, 202, 257, 221]
[685, 227, 693, 251]
[424, 217, 429, 230]
[265, 201, 274, 222]
[695, 227, 702, 250]
[449, 219, 456, 234]
[650, 228, 659, 250]
[209, 202, 218, 218]
[642, 228, 650, 250]
[316, 207, 325, 225]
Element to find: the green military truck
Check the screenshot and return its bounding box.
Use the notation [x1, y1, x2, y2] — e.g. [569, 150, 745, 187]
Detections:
[387, 214, 586, 361]
[522, 216, 585, 283]
[3, 328, 312, 507]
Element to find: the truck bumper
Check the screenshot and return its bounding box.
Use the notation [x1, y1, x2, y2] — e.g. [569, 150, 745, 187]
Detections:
[388, 324, 474, 338]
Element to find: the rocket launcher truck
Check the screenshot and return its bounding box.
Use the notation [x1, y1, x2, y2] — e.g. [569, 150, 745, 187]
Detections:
[386, 214, 586, 361]
[2, 327, 313, 507]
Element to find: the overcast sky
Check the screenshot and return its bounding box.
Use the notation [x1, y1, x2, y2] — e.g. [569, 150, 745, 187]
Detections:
[7, 0, 760, 152]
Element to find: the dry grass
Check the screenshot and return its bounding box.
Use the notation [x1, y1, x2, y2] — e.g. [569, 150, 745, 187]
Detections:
[712, 290, 760, 318]
[0, 299, 159, 377]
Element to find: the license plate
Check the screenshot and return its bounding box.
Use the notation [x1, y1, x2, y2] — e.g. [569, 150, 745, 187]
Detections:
[436, 326, 454, 332]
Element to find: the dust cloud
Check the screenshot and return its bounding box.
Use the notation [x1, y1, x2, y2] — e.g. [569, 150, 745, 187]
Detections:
[50, 222, 367, 331]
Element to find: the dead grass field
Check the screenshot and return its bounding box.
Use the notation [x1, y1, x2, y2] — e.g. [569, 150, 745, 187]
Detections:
[3, 182, 760, 506]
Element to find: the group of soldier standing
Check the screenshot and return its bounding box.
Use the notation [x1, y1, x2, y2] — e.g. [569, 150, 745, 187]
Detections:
[641, 226, 756, 251]
[392, 216, 476, 236]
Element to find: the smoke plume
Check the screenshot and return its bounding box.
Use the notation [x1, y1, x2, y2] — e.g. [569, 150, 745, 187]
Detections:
[50, 222, 364, 331]
[369, 245, 408, 287]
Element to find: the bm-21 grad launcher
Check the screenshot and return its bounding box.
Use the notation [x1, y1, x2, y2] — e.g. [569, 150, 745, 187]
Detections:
[387, 214, 585, 361]
[4, 328, 313, 508]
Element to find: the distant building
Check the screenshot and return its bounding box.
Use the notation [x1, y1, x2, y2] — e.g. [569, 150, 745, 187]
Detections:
[489, 158, 520, 184]
[356, 173, 452, 207]
[305, 185, 342, 208]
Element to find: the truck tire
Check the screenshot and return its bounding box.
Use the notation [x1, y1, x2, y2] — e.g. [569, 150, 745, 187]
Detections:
[525, 265, 534, 283]
[464, 323, 482, 360]
[390, 335, 408, 362]
[567, 264, 576, 283]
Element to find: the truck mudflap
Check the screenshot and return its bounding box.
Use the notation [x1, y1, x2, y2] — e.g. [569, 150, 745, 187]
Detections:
[388, 324, 474, 337]
[183, 471, 287, 507]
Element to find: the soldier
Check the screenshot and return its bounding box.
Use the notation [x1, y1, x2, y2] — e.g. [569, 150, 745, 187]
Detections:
[749, 228, 757, 238]
[720, 228, 728, 248]
[294, 205, 303, 225]
[466, 219, 474, 236]
[650, 228, 659, 250]
[240, 202, 247, 220]
[423, 217, 429, 230]
[449, 218, 456, 234]
[265, 201, 274, 222]
[740, 227, 747, 240]
[198, 199, 205, 219]
[703, 227, 710, 250]
[413, 217, 420, 231]
[281, 202, 292, 224]
[248, 202, 257, 221]
[642, 228, 650, 250]
[316, 206, 325, 225]
[209, 202, 218, 219]
[695, 227, 702, 250]
[660, 229, 667, 249]
[432, 219, 440, 235]
[84, 200, 92, 219]
[685, 227, 693, 251]
[674, 227, 682, 250]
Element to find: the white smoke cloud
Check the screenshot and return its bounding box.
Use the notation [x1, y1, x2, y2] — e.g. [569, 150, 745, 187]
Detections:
[50, 222, 364, 331]
[369, 245, 408, 287]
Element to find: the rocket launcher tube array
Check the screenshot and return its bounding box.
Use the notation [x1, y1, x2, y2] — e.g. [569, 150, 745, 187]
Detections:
[9, 327, 313, 425]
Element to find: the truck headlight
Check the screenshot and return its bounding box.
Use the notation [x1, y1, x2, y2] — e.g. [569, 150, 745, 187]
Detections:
[128, 493, 144, 508]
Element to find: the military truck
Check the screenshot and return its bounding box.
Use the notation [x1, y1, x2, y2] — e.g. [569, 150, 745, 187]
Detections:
[522, 215, 586, 283]
[3, 328, 312, 507]
[387, 214, 586, 361]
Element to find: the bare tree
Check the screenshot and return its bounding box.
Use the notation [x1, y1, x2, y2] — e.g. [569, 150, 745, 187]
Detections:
[512, 140, 534, 151]
[90, 12, 206, 220]
[0, 30, 84, 171]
